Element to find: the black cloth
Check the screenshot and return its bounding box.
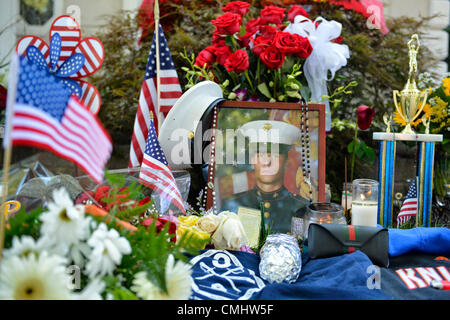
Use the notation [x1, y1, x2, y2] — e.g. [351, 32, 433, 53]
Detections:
[380, 253, 450, 300]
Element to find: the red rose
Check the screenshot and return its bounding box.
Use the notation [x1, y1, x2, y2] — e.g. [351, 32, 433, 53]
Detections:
[251, 36, 272, 56]
[75, 190, 95, 205]
[260, 45, 285, 69]
[140, 217, 177, 242]
[137, 196, 151, 207]
[224, 49, 249, 73]
[287, 5, 309, 22]
[246, 17, 261, 34]
[356, 105, 375, 130]
[211, 43, 233, 66]
[222, 1, 251, 16]
[0, 85, 6, 110]
[211, 12, 242, 35]
[238, 31, 255, 49]
[259, 25, 278, 40]
[333, 36, 343, 44]
[212, 30, 225, 44]
[195, 46, 216, 68]
[274, 31, 311, 58]
[260, 5, 286, 25]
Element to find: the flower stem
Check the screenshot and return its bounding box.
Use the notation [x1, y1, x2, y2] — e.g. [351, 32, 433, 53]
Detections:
[350, 125, 358, 182]
[257, 59, 261, 85]
[231, 36, 238, 51]
[245, 70, 255, 93]
[273, 70, 277, 98]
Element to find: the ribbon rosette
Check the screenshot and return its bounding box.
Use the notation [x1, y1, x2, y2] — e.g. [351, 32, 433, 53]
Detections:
[284, 15, 350, 132]
[16, 15, 104, 115]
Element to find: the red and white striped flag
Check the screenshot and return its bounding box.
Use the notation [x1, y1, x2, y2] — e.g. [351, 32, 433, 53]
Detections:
[49, 15, 81, 68]
[4, 56, 112, 184]
[129, 23, 182, 168]
[139, 119, 185, 213]
[397, 178, 418, 226]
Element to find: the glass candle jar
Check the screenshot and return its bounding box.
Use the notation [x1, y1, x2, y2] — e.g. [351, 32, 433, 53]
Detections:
[341, 182, 352, 211]
[303, 202, 347, 239]
[351, 179, 379, 227]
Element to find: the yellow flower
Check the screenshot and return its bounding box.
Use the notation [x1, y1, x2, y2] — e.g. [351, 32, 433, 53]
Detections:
[177, 215, 199, 227]
[393, 111, 422, 127]
[393, 111, 406, 126]
[393, 103, 433, 128]
[176, 224, 210, 250]
[422, 103, 432, 119]
[442, 78, 450, 96]
[430, 97, 448, 124]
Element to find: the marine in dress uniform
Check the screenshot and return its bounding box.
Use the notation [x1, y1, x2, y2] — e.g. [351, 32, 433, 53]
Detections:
[221, 120, 310, 233]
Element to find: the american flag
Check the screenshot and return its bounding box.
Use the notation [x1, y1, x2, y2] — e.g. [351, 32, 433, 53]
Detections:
[5, 56, 112, 184]
[139, 119, 185, 213]
[397, 178, 418, 226]
[129, 23, 182, 168]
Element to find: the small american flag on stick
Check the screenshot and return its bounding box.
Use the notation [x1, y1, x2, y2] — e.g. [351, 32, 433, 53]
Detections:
[397, 177, 418, 226]
[139, 119, 185, 213]
[5, 56, 112, 184]
[129, 23, 182, 168]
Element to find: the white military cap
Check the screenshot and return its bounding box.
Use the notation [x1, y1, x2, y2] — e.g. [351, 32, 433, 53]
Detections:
[237, 120, 301, 145]
[159, 81, 224, 169]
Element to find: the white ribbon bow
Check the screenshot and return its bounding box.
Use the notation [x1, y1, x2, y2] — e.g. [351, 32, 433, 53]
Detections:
[284, 15, 350, 132]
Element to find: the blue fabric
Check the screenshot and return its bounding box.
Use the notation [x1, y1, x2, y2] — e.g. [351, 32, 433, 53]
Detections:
[189, 249, 392, 300]
[253, 250, 392, 300]
[189, 250, 266, 300]
[388, 227, 450, 257]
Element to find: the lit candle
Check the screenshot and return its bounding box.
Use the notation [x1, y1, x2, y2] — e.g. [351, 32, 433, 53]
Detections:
[351, 179, 378, 227]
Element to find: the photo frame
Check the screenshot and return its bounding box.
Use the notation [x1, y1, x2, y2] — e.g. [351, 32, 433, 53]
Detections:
[205, 101, 326, 232]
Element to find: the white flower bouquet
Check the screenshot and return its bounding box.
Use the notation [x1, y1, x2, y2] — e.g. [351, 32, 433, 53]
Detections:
[0, 173, 208, 300]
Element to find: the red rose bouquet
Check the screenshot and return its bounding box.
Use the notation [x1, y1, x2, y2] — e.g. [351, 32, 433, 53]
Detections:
[182, 1, 349, 129]
[183, 2, 321, 104]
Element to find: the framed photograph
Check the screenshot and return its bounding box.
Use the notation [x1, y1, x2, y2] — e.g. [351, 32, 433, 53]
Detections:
[205, 100, 326, 233]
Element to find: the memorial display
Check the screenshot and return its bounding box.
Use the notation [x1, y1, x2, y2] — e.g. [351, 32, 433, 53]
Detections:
[0, 0, 448, 303]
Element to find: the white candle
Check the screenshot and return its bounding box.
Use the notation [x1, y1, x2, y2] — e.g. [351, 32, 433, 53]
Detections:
[351, 201, 378, 227]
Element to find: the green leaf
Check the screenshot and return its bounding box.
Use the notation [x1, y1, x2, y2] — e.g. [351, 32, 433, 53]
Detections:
[355, 140, 365, 158]
[4, 206, 44, 248]
[347, 140, 355, 153]
[257, 82, 272, 99]
[362, 145, 376, 163]
[112, 288, 139, 300]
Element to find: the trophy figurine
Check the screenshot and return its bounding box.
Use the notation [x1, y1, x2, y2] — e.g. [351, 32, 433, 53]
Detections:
[372, 34, 443, 228]
[392, 34, 428, 134]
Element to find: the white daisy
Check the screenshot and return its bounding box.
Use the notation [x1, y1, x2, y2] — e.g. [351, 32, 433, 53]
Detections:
[67, 241, 92, 268]
[0, 251, 72, 300]
[131, 271, 159, 300]
[85, 223, 131, 278]
[131, 255, 193, 300]
[3, 235, 67, 259]
[40, 188, 91, 246]
[72, 278, 105, 300]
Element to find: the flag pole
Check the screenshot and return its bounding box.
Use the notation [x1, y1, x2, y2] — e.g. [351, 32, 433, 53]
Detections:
[0, 54, 18, 261]
[154, 0, 162, 135]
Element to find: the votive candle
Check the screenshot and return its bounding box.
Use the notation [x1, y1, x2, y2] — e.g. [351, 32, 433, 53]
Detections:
[351, 179, 379, 227]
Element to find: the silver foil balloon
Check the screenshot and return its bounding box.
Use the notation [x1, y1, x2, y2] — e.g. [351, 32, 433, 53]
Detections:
[259, 234, 302, 284]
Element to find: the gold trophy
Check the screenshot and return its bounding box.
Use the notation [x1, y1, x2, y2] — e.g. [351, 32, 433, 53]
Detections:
[393, 34, 428, 134]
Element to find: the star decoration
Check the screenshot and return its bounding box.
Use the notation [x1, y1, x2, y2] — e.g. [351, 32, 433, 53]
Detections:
[16, 15, 104, 115]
